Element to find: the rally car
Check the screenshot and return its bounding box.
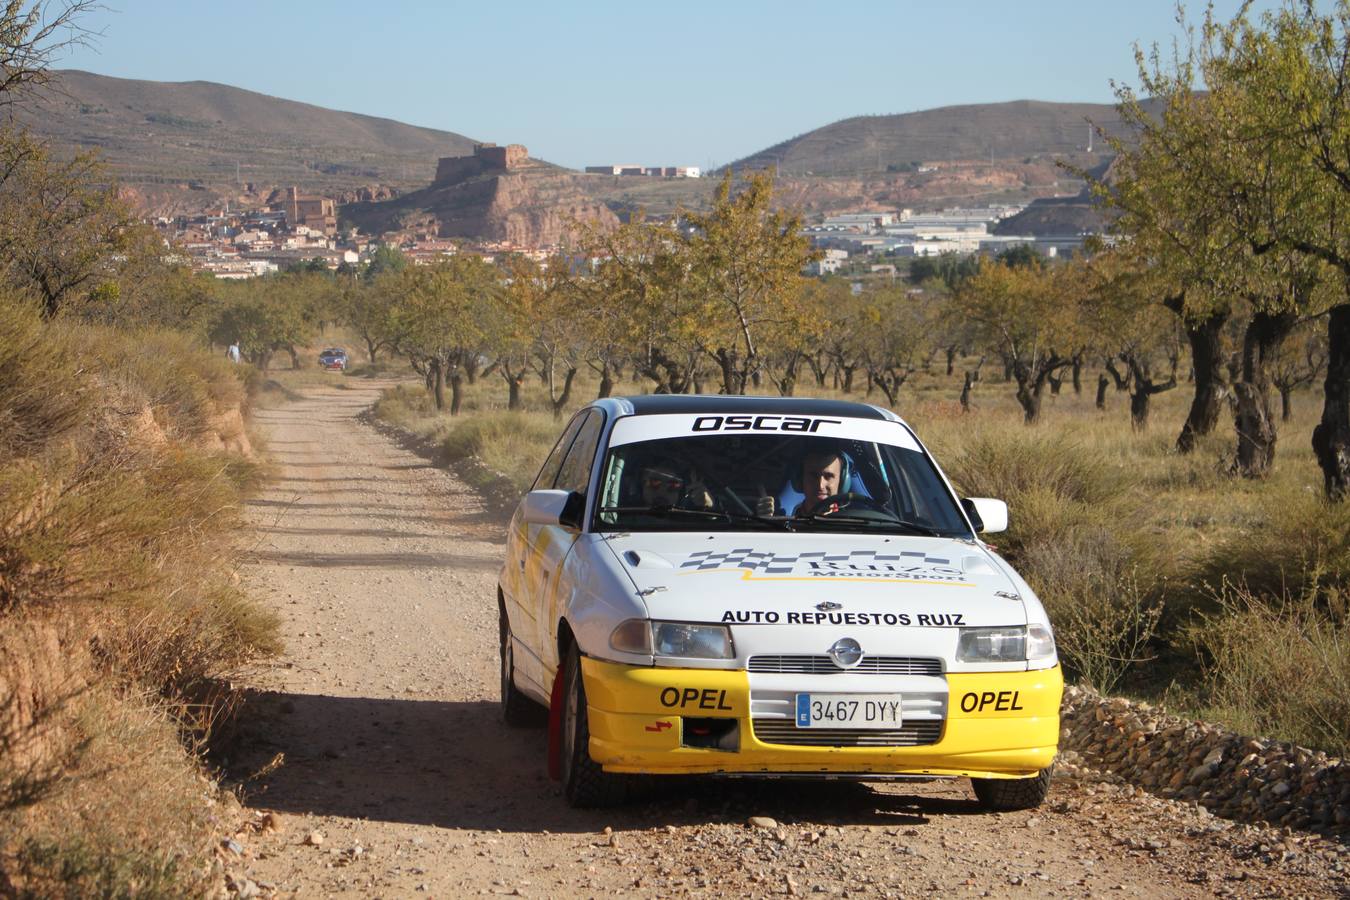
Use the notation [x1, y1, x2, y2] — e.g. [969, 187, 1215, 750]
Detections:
[318, 347, 348, 371]
[497, 395, 1061, 809]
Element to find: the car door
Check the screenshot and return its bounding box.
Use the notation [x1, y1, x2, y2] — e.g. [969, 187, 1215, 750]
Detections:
[532, 409, 605, 678]
[504, 411, 586, 695]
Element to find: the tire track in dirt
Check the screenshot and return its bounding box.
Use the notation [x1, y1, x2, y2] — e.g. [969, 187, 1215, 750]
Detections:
[227, 380, 1348, 898]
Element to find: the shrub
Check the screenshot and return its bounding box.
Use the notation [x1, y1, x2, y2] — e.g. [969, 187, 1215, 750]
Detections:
[0, 291, 275, 895]
[1189, 583, 1350, 756]
[1196, 490, 1350, 608]
[936, 430, 1168, 691]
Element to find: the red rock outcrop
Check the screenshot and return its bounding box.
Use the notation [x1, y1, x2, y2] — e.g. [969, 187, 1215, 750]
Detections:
[341, 145, 616, 248]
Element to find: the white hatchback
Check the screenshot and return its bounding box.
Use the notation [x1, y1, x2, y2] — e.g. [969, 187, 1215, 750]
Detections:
[497, 395, 1061, 808]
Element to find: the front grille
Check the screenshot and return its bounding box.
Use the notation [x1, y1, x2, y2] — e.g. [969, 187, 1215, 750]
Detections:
[751, 718, 943, 747]
[747, 655, 943, 676]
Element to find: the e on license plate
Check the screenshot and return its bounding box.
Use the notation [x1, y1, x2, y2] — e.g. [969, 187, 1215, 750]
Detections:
[795, 693, 904, 729]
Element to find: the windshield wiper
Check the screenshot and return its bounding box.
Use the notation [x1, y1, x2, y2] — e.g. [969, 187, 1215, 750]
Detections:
[598, 505, 789, 529]
[795, 512, 941, 536]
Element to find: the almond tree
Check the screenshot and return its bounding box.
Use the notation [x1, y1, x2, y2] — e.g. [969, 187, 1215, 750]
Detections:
[1096, 57, 1237, 453]
[858, 286, 937, 408]
[684, 171, 818, 395]
[1201, 1, 1350, 496]
[1083, 250, 1180, 430]
[577, 217, 704, 394]
[0, 132, 138, 318]
[393, 257, 498, 414]
[951, 258, 1083, 424]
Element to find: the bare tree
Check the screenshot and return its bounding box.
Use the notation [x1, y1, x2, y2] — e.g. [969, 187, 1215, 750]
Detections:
[1, 1, 102, 106]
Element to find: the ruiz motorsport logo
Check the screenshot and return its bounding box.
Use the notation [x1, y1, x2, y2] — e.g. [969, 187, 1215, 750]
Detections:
[679, 548, 969, 583]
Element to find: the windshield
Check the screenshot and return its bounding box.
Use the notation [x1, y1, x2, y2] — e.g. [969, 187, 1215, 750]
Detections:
[593, 419, 970, 536]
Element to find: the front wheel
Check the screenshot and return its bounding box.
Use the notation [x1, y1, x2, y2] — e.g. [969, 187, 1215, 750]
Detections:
[971, 767, 1052, 811]
[560, 644, 629, 808]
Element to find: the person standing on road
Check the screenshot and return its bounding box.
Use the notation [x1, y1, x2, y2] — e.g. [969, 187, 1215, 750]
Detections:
[226, 342, 241, 364]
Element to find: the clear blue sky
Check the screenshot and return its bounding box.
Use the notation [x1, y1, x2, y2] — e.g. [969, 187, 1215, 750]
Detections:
[52, 0, 1275, 170]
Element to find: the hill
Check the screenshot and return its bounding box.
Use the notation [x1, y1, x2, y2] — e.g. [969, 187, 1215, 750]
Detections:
[726, 99, 1154, 178]
[22, 70, 481, 209]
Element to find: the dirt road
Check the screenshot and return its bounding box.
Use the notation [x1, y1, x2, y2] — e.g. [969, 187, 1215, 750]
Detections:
[230, 380, 1347, 898]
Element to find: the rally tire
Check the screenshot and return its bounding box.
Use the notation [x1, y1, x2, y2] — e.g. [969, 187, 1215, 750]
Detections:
[971, 767, 1053, 811]
[560, 644, 629, 808]
[500, 605, 545, 727]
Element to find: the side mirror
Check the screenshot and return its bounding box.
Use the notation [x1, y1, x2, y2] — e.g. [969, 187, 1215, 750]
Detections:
[522, 489, 585, 530]
[961, 497, 1008, 534]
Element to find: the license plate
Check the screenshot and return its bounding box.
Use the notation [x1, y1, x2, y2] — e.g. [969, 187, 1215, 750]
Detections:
[795, 693, 904, 729]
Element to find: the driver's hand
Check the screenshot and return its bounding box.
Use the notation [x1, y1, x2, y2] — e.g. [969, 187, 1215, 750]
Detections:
[755, 492, 774, 517]
[689, 480, 713, 509]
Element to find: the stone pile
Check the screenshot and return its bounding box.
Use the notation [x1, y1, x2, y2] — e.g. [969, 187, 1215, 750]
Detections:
[1058, 686, 1348, 836]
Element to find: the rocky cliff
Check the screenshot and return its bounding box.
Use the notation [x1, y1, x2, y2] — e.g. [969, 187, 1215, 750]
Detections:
[340, 146, 617, 247]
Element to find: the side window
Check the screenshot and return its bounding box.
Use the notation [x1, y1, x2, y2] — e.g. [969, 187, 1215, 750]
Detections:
[531, 412, 585, 491]
[554, 410, 605, 496]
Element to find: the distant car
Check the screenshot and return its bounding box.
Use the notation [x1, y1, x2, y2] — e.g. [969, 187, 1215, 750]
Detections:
[318, 348, 348, 371]
[498, 395, 1062, 810]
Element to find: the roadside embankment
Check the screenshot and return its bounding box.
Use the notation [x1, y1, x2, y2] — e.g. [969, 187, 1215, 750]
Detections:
[1059, 686, 1347, 837]
[0, 298, 278, 896]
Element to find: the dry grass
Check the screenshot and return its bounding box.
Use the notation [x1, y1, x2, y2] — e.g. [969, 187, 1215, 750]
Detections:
[0, 294, 276, 895]
[1188, 584, 1350, 756]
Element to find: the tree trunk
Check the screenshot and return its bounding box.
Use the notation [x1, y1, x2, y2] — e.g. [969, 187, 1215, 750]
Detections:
[1130, 388, 1150, 429]
[1096, 374, 1108, 410]
[1048, 372, 1063, 395]
[1234, 310, 1295, 478]
[840, 366, 855, 394]
[945, 345, 957, 377]
[431, 359, 446, 411]
[287, 344, 302, 369]
[1280, 385, 1292, 422]
[715, 348, 739, 395]
[552, 366, 578, 420]
[449, 371, 463, 416]
[507, 375, 523, 411]
[1016, 381, 1043, 424]
[1072, 356, 1084, 395]
[960, 372, 974, 412]
[1176, 310, 1228, 454]
[1312, 303, 1350, 500]
[366, 337, 379, 364]
[465, 356, 480, 385]
[597, 364, 614, 399]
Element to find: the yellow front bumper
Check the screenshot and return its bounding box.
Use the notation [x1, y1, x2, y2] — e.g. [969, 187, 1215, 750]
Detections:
[581, 657, 1062, 779]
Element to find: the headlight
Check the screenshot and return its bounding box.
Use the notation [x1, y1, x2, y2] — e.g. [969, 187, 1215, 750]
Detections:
[1026, 623, 1056, 661]
[608, 620, 735, 659]
[609, 618, 652, 655]
[956, 625, 1028, 663]
[654, 621, 734, 659]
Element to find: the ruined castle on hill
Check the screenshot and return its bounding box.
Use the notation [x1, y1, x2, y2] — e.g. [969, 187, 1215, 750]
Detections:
[340, 141, 618, 249]
[433, 143, 530, 185]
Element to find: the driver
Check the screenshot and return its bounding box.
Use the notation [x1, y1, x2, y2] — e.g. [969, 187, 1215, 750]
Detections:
[755, 442, 849, 517]
[797, 444, 846, 515]
[639, 458, 712, 509]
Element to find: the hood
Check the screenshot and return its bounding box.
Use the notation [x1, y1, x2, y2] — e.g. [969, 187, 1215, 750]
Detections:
[601, 531, 1027, 628]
